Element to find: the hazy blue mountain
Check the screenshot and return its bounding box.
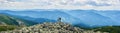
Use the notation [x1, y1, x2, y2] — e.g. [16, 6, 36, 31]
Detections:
[0, 10, 120, 28]
[93, 11, 120, 23]
[64, 10, 120, 27]
[14, 16, 57, 23]
[0, 10, 83, 25]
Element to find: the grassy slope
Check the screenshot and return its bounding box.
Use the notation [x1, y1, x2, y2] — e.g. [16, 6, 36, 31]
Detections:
[0, 14, 19, 25]
[0, 14, 37, 31]
[75, 26, 120, 33]
[74, 24, 120, 33]
[94, 26, 120, 33]
[0, 14, 37, 26]
[0, 25, 18, 32]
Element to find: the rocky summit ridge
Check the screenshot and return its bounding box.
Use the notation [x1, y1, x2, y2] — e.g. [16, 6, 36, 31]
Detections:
[0, 22, 108, 33]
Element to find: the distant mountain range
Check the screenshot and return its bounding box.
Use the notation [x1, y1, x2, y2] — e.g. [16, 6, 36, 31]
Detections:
[0, 10, 120, 28]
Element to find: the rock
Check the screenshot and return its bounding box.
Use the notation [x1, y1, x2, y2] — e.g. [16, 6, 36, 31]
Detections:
[0, 22, 108, 33]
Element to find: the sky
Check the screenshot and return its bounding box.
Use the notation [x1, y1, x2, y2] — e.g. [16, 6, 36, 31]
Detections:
[0, 0, 120, 10]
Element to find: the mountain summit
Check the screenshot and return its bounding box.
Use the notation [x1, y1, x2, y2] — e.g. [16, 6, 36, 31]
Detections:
[0, 22, 108, 33]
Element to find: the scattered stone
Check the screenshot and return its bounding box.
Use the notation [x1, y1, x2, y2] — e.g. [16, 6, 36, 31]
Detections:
[0, 22, 108, 33]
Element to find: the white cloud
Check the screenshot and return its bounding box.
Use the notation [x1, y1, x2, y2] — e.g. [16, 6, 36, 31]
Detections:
[0, 0, 120, 10]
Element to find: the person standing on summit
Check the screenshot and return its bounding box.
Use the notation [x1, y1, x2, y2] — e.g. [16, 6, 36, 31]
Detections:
[57, 17, 62, 22]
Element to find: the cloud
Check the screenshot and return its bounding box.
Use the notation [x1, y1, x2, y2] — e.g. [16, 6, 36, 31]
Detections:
[0, 0, 120, 10]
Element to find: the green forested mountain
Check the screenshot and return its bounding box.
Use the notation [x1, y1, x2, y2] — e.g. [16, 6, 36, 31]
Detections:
[0, 14, 37, 26]
[0, 14, 38, 31]
[0, 14, 19, 25]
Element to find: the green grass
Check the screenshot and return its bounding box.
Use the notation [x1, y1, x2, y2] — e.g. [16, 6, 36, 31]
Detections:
[0, 25, 18, 32]
[74, 25, 120, 33]
[94, 26, 120, 33]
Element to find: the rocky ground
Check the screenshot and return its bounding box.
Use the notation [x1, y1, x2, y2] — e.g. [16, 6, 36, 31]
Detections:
[0, 22, 108, 33]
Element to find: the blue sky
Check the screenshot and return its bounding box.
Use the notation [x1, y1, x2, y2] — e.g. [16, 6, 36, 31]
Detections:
[0, 0, 120, 10]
